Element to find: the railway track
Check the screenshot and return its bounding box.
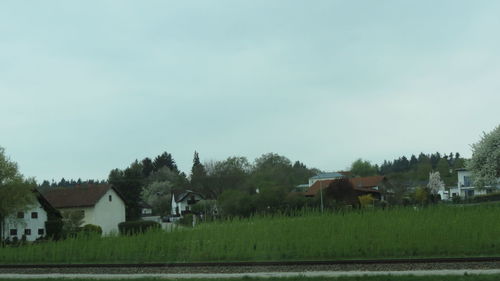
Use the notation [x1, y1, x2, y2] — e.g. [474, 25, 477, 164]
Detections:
[2, 256, 500, 269]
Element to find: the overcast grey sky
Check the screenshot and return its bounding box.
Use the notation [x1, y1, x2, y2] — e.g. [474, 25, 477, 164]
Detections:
[1, 1, 499, 182]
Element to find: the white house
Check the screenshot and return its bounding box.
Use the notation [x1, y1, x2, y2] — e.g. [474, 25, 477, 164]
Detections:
[171, 190, 204, 217]
[1, 190, 61, 242]
[44, 184, 126, 235]
[446, 168, 500, 199]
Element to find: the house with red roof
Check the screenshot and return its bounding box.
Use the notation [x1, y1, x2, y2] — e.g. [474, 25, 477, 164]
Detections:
[304, 175, 392, 201]
[43, 184, 126, 234]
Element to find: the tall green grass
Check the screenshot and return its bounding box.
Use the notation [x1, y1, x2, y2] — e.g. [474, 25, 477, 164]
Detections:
[1, 205, 500, 264]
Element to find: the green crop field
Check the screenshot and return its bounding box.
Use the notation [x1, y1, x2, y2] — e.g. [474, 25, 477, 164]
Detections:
[2, 204, 500, 264]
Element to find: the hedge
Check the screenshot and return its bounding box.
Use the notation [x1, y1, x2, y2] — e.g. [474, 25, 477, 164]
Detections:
[118, 221, 160, 235]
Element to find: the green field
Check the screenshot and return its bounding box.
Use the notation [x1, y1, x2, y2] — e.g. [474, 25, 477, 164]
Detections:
[2, 204, 500, 264]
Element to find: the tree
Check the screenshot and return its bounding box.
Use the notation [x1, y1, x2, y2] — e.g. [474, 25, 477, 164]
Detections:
[350, 159, 377, 177]
[203, 157, 251, 198]
[324, 178, 359, 208]
[190, 151, 207, 191]
[141, 180, 173, 215]
[153, 152, 178, 173]
[467, 125, 500, 188]
[427, 171, 445, 194]
[0, 147, 36, 242]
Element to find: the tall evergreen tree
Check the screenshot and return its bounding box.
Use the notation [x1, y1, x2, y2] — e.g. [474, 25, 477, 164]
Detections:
[153, 152, 178, 172]
[190, 151, 207, 192]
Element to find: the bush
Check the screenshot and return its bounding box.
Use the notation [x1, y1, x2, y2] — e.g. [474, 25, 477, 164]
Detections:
[472, 192, 500, 203]
[81, 224, 102, 235]
[177, 214, 194, 227]
[118, 221, 160, 235]
[45, 220, 63, 240]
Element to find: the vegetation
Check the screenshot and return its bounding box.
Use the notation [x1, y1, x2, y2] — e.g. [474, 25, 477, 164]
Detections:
[2, 204, 500, 264]
[467, 124, 500, 189]
[118, 221, 161, 235]
[0, 147, 37, 242]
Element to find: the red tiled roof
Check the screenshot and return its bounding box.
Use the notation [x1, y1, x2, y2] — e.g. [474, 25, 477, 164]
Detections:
[304, 176, 384, 197]
[304, 179, 336, 196]
[350, 176, 385, 189]
[43, 184, 115, 208]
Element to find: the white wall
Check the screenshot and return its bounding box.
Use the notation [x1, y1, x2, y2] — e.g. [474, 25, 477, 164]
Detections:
[2, 201, 48, 242]
[457, 170, 473, 188]
[58, 189, 125, 235]
[92, 188, 126, 235]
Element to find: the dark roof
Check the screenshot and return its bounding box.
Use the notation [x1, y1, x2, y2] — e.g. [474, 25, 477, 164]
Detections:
[34, 189, 62, 218]
[43, 184, 122, 208]
[172, 189, 204, 203]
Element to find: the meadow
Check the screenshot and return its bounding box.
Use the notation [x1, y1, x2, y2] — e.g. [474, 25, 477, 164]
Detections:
[1, 204, 500, 264]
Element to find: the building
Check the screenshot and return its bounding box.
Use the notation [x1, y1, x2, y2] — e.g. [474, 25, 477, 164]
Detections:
[446, 168, 500, 199]
[44, 184, 126, 234]
[1, 190, 61, 242]
[303, 176, 385, 200]
[171, 190, 204, 217]
[308, 172, 345, 187]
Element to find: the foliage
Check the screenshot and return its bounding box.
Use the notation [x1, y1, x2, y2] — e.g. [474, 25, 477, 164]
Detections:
[4, 205, 500, 263]
[414, 187, 429, 205]
[61, 210, 85, 237]
[217, 189, 255, 217]
[45, 220, 63, 240]
[190, 151, 207, 191]
[324, 178, 359, 207]
[140, 174, 173, 215]
[191, 200, 218, 220]
[471, 192, 500, 203]
[0, 147, 36, 242]
[467, 125, 500, 188]
[427, 171, 444, 194]
[177, 213, 194, 227]
[118, 220, 160, 235]
[350, 159, 377, 177]
[358, 194, 374, 208]
[81, 224, 103, 235]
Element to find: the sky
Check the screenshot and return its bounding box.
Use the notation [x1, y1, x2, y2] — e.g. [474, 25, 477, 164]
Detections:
[1, 1, 499, 183]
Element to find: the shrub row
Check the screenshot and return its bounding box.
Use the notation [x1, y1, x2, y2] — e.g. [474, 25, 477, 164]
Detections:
[118, 220, 160, 235]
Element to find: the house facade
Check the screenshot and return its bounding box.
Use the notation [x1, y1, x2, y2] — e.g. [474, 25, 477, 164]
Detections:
[171, 190, 204, 217]
[44, 185, 126, 234]
[1, 190, 61, 242]
[444, 168, 500, 200]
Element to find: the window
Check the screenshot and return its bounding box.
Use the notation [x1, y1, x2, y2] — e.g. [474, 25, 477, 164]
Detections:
[17, 212, 24, 219]
[109, 195, 112, 202]
[10, 229, 17, 236]
[31, 212, 38, 219]
[24, 229, 31, 236]
[464, 176, 473, 187]
[38, 229, 44, 235]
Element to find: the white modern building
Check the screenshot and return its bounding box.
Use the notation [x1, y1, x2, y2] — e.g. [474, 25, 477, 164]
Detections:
[44, 185, 126, 235]
[445, 168, 500, 199]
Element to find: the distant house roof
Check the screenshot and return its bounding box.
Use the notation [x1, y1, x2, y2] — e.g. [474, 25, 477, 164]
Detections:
[34, 189, 62, 218]
[172, 189, 204, 203]
[350, 176, 386, 189]
[304, 176, 383, 197]
[43, 184, 124, 209]
[310, 172, 344, 180]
